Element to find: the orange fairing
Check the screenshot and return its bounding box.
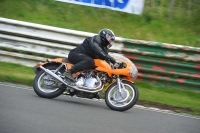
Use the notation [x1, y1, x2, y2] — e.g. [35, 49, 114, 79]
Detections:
[37, 57, 133, 80]
[94, 59, 112, 70]
[36, 58, 66, 68]
[94, 59, 133, 80]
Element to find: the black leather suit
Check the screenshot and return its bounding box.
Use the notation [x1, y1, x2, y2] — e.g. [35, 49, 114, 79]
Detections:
[68, 35, 115, 74]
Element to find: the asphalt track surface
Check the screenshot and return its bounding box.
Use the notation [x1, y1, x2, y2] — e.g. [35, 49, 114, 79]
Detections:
[0, 83, 200, 133]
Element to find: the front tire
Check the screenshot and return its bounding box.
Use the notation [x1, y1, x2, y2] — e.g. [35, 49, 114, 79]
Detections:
[33, 65, 65, 99]
[105, 80, 139, 111]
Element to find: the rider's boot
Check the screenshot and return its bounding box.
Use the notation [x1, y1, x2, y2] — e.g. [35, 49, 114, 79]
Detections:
[63, 69, 74, 82]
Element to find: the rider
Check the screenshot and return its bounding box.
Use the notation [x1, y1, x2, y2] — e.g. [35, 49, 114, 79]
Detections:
[63, 29, 117, 81]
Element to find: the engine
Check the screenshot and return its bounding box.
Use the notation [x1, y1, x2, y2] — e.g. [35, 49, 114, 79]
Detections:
[75, 70, 101, 90]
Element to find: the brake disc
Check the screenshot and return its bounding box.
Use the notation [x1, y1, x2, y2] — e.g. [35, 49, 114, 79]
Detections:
[113, 89, 130, 103]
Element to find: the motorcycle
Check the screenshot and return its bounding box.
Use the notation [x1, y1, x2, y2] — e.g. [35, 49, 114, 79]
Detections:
[33, 54, 139, 111]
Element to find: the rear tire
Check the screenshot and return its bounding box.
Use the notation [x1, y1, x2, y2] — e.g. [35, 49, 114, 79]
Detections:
[33, 65, 65, 99]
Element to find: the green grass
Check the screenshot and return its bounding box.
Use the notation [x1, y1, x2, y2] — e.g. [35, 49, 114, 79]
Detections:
[0, 0, 199, 47]
[0, 61, 200, 115]
[0, 62, 35, 85]
[136, 82, 200, 113]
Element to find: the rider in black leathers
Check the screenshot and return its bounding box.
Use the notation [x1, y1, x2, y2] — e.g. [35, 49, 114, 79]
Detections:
[64, 29, 116, 81]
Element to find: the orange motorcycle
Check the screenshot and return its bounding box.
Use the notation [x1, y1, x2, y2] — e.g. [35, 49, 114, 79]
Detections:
[33, 54, 139, 111]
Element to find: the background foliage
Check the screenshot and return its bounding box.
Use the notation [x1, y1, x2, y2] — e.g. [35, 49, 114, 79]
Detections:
[0, 0, 199, 47]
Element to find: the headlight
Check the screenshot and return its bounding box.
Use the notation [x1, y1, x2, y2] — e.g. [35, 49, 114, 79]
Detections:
[129, 65, 138, 80]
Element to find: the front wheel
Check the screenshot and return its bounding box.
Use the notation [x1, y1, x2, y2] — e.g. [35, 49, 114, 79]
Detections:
[105, 80, 139, 111]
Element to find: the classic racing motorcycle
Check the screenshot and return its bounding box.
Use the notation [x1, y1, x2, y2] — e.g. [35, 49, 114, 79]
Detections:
[33, 54, 139, 111]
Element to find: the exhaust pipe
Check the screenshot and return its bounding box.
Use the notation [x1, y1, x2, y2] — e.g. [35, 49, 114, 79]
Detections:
[39, 65, 104, 93]
[39, 65, 68, 86]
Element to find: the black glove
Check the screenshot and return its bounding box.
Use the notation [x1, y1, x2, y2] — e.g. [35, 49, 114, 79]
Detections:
[113, 62, 123, 69]
[110, 57, 116, 64]
[113, 62, 120, 68]
[105, 55, 116, 64]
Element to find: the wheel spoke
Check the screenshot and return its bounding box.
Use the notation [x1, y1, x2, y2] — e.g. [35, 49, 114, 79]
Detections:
[37, 72, 60, 93]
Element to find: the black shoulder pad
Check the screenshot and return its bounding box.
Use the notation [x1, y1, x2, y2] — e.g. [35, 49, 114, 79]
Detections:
[93, 35, 102, 44]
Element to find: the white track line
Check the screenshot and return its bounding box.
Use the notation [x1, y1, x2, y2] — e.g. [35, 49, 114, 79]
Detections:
[0, 82, 200, 120]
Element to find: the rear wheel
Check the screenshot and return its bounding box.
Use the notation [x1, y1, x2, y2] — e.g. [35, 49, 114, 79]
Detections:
[33, 65, 65, 99]
[105, 80, 139, 111]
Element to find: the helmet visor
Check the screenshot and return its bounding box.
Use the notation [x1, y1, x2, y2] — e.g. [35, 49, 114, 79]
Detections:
[106, 34, 115, 48]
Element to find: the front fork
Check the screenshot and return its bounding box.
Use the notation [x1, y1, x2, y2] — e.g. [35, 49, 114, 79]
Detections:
[117, 76, 126, 93]
[115, 76, 129, 102]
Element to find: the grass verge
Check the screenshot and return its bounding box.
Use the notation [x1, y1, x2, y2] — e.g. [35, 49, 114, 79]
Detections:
[0, 61, 200, 115]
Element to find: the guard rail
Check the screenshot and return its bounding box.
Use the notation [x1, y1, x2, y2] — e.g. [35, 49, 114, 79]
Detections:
[0, 18, 199, 91]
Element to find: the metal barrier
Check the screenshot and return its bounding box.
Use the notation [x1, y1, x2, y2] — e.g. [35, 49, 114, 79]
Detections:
[122, 39, 200, 91]
[0, 18, 123, 65]
[0, 18, 199, 91]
